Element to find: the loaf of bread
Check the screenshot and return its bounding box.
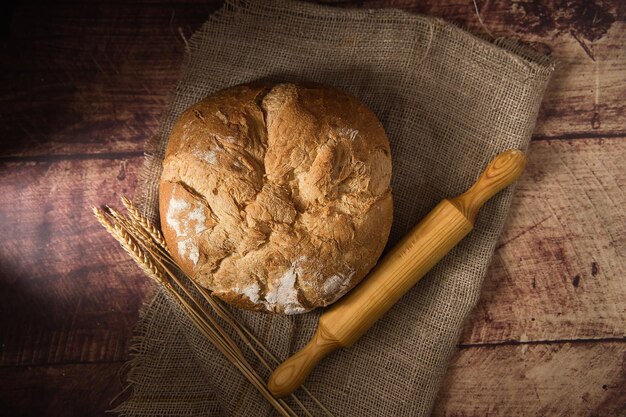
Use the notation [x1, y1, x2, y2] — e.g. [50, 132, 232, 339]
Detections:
[159, 82, 392, 314]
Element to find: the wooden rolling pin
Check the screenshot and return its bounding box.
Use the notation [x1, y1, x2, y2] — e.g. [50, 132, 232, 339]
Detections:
[267, 149, 527, 398]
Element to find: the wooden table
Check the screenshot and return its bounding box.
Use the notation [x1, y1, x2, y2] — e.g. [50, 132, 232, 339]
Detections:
[1, 1, 624, 416]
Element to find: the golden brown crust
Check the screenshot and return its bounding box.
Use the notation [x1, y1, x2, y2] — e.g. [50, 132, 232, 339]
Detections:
[159, 82, 393, 314]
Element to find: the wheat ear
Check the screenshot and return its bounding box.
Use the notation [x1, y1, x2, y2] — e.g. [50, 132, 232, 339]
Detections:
[93, 208, 165, 284]
[121, 196, 167, 247]
[106, 206, 175, 264]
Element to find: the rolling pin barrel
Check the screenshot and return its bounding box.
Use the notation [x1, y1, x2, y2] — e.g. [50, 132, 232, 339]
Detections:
[320, 199, 473, 346]
[268, 149, 527, 398]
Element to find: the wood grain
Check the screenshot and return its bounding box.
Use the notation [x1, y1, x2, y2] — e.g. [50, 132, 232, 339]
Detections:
[0, 156, 150, 366]
[1, 1, 625, 416]
[0, 363, 124, 417]
[433, 342, 626, 417]
[462, 137, 626, 345]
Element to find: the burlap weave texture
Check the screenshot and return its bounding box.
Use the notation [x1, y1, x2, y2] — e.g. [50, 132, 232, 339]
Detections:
[117, 1, 555, 416]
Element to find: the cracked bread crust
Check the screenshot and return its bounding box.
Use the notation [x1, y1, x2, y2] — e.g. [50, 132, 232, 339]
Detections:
[159, 82, 393, 314]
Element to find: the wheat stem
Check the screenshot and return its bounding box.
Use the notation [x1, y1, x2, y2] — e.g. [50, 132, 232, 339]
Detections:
[184, 283, 314, 417]
[148, 246, 249, 361]
[98, 208, 295, 416]
[153, 250, 316, 417]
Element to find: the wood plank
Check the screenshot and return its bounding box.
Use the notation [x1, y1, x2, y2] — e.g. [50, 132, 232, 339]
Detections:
[0, 362, 124, 417]
[0, 2, 220, 157]
[451, 1, 626, 139]
[2, 345, 622, 417]
[461, 137, 626, 344]
[323, 0, 626, 138]
[434, 342, 626, 417]
[0, 156, 150, 366]
[3, 1, 624, 158]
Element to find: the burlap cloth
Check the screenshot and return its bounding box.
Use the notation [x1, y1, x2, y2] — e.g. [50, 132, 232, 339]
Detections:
[115, 1, 555, 416]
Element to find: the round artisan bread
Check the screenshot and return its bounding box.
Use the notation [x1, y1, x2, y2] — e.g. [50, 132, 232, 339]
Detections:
[159, 82, 392, 314]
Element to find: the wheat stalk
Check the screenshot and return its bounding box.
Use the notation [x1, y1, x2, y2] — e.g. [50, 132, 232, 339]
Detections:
[93, 201, 333, 417]
[95, 206, 295, 417]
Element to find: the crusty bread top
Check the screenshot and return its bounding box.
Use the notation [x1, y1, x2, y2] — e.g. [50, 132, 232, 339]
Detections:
[159, 82, 392, 314]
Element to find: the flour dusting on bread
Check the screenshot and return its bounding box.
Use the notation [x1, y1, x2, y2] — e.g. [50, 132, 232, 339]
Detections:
[264, 257, 306, 314]
[323, 271, 353, 300]
[177, 238, 199, 265]
[166, 198, 190, 236]
[338, 127, 359, 141]
[238, 282, 261, 304]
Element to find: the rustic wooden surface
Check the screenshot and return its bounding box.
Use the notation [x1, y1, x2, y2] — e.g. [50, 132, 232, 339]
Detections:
[0, 0, 624, 416]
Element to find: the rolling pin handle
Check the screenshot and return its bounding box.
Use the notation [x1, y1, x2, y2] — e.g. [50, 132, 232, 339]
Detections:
[267, 324, 340, 398]
[450, 149, 526, 223]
